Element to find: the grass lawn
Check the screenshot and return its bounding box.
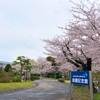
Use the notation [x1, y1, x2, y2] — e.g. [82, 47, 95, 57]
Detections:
[64, 80, 70, 83]
[71, 86, 100, 100]
[94, 93, 100, 100]
[72, 86, 90, 100]
[0, 81, 34, 92]
[64, 80, 100, 100]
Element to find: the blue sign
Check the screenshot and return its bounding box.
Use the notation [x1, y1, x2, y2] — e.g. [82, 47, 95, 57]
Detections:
[71, 71, 90, 86]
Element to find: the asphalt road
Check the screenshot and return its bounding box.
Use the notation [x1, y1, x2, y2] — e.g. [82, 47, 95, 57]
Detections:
[0, 79, 70, 100]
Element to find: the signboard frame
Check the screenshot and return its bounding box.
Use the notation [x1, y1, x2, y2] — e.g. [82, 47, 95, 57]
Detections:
[70, 71, 93, 100]
[71, 71, 90, 86]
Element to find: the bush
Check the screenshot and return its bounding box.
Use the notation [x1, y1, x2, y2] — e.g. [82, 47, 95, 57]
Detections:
[0, 77, 12, 83]
[58, 78, 65, 83]
[12, 76, 20, 82]
[0, 71, 20, 83]
[0, 72, 13, 83]
[56, 74, 62, 79]
[12, 72, 20, 82]
[30, 76, 40, 81]
[45, 73, 62, 79]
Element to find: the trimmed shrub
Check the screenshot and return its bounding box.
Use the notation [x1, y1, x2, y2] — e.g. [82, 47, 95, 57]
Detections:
[58, 78, 65, 83]
[45, 73, 62, 79]
[12, 76, 20, 82]
[0, 72, 13, 83]
[12, 72, 20, 82]
[30, 76, 40, 81]
[0, 71, 20, 83]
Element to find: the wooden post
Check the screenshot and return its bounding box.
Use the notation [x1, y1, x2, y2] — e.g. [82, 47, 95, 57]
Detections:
[89, 71, 93, 100]
[69, 72, 72, 100]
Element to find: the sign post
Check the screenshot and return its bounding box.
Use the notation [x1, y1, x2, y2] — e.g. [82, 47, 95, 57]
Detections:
[69, 72, 72, 100]
[89, 71, 93, 100]
[70, 71, 93, 100]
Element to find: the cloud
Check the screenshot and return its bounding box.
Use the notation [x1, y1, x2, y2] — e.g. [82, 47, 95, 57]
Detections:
[1, 0, 94, 62]
[0, 47, 45, 62]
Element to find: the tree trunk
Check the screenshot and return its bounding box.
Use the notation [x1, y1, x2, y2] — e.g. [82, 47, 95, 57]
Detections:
[25, 70, 27, 81]
[20, 65, 23, 82]
[86, 58, 91, 71]
[86, 58, 97, 93]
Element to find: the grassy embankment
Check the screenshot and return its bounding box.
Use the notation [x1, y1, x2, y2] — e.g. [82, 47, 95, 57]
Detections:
[72, 86, 100, 100]
[0, 81, 34, 92]
[65, 80, 100, 100]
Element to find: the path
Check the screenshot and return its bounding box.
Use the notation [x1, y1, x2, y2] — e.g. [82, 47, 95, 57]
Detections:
[0, 79, 70, 100]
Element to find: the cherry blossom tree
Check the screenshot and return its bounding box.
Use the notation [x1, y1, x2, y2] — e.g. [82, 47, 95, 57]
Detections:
[36, 57, 52, 75]
[43, 0, 100, 72]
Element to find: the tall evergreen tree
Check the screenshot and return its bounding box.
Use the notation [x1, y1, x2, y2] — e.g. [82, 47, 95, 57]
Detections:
[4, 64, 12, 72]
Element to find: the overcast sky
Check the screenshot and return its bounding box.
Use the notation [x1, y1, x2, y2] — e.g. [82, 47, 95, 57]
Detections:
[0, 0, 94, 62]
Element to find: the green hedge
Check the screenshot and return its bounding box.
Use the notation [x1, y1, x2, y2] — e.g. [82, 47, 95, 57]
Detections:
[45, 73, 62, 79]
[30, 76, 40, 81]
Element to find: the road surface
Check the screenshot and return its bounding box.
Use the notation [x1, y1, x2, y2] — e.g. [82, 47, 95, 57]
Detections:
[0, 79, 70, 100]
